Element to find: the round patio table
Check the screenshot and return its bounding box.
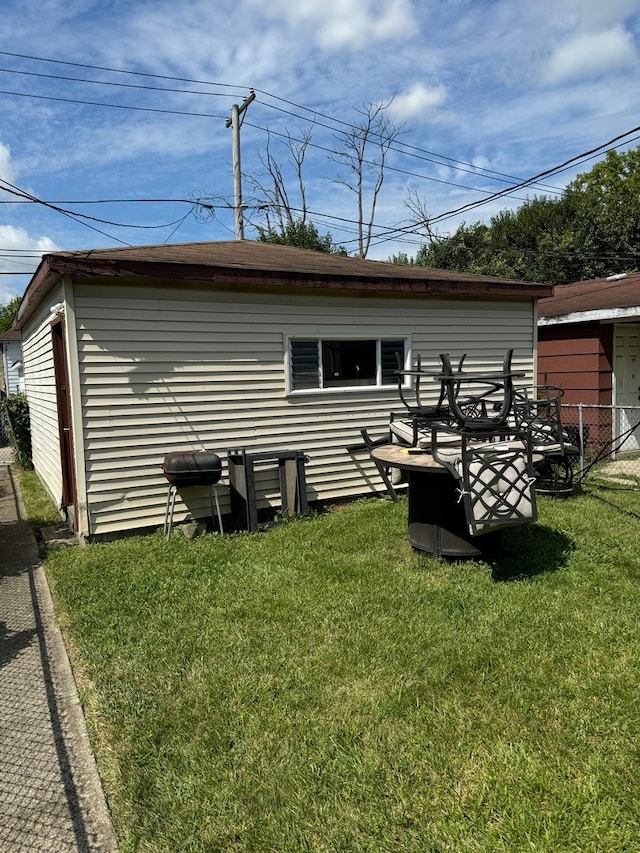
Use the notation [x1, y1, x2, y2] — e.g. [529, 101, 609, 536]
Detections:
[371, 443, 498, 559]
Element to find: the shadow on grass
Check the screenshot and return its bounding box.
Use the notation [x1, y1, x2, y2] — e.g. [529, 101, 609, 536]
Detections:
[489, 524, 574, 582]
[580, 485, 640, 520]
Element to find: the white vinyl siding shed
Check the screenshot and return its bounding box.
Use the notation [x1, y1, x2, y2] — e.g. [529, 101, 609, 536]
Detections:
[20, 287, 65, 506]
[16, 242, 546, 541]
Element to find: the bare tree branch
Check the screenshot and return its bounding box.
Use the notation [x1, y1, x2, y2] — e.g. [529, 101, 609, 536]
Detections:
[404, 190, 440, 242]
[244, 129, 313, 233]
[330, 100, 403, 257]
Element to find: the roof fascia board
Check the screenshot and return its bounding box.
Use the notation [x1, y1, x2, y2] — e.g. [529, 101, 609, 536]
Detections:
[16, 252, 547, 328]
[57, 256, 538, 290]
[15, 256, 62, 327]
[539, 305, 640, 326]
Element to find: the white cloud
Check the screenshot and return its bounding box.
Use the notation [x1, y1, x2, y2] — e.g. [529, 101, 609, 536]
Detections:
[0, 226, 58, 304]
[562, 0, 640, 32]
[543, 24, 637, 83]
[0, 142, 17, 197]
[472, 155, 492, 172]
[248, 0, 415, 49]
[387, 82, 447, 122]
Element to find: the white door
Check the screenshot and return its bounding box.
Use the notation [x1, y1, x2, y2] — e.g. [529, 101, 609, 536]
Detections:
[614, 325, 640, 453]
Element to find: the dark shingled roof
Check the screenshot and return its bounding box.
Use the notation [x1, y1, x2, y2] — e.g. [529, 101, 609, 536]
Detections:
[40, 240, 547, 282]
[538, 272, 640, 321]
[0, 327, 21, 342]
[17, 240, 548, 326]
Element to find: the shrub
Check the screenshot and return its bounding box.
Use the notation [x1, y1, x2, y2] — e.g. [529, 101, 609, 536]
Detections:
[1, 393, 33, 469]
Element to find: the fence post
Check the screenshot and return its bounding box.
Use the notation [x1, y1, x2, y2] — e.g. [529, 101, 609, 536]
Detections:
[578, 404, 584, 471]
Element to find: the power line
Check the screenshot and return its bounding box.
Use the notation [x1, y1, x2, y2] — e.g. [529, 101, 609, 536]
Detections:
[0, 198, 231, 206]
[2, 49, 639, 251]
[0, 49, 564, 195]
[0, 74, 548, 206]
[0, 87, 227, 119]
[0, 82, 523, 202]
[8, 49, 627, 220]
[0, 179, 199, 230]
[0, 65, 240, 99]
[0, 50, 247, 90]
[253, 89, 564, 195]
[428, 127, 640, 225]
[0, 179, 132, 245]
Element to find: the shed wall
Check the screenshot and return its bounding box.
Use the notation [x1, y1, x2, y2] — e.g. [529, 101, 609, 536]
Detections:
[72, 281, 536, 536]
[21, 286, 65, 508]
[2, 341, 23, 394]
[537, 322, 613, 405]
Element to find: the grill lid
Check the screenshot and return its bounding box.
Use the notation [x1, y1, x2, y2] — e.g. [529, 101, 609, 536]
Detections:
[162, 451, 222, 486]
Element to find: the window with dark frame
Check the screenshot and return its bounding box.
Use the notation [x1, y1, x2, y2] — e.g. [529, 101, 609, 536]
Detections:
[290, 338, 406, 391]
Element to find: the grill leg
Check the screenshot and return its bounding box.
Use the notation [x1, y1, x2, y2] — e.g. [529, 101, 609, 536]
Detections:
[210, 486, 223, 534]
[164, 485, 177, 540]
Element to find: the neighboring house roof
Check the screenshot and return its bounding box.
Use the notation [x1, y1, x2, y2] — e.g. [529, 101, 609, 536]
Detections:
[15, 240, 548, 328]
[538, 272, 640, 326]
[0, 327, 21, 342]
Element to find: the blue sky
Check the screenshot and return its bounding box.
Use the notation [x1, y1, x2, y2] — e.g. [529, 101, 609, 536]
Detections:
[1, 0, 640, 303]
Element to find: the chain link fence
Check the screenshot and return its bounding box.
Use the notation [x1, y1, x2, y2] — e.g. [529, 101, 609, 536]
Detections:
[561, 403, 640, 488]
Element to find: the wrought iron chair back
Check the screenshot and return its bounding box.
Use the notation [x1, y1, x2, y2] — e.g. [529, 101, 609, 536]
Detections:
[431, 423, 537, 535]
[512, 385, 576, 495]
[438, 348, 516, 432]
[391, 352, 465, 447]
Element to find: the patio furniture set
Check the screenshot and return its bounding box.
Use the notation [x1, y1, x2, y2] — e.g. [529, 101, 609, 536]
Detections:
[365, 350, 578, 559]
[160, 348, 576, 559]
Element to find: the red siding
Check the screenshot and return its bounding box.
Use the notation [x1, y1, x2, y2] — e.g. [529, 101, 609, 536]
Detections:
[538, 322, 613, 406]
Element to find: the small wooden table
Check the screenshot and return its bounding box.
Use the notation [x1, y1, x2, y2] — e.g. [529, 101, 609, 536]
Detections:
[371, 444, 494, 559]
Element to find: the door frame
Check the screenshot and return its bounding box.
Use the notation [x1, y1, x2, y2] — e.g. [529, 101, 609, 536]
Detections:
[613, 323, 640, 455]
[51, 315, 77, 528]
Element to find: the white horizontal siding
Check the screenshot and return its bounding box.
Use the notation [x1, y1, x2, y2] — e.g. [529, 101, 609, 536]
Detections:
[2, 341, 23, 394]
[21, 289, 64, 508]
[71, 282, 536, 536]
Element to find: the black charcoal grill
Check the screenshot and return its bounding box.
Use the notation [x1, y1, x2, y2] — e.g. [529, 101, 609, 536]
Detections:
[162, 450, 223, 539]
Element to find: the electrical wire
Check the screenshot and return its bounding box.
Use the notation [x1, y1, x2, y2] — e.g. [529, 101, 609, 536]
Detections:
[3, 49, 637, 223]
[0, 79, 535, 204]
[0, 179, 206, 230]
[0, 49, 566, 195]
[0, 87, 228, 119]
[0, 65, 241, 99]
[2, 50, 640, 253]
[428, 127, 640, 225]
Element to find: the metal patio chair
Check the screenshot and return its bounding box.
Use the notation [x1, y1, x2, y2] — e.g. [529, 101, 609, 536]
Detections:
[437, 348, 519, 434]
[431, 423, 537, 535]
[512, 385, 577, 495]
[391, 351, 465, 447]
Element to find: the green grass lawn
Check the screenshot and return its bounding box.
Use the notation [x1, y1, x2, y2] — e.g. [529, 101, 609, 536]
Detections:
[41, 487, 640, 853]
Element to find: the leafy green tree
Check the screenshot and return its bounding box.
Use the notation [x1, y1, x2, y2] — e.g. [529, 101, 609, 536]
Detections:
[410, 146, 640, 283]
[565, 147, 640, 280]
[258, 219, 347, 254]
[0, 393, 32, 468]
[0, 295, 21, 334]
[414, 222, 492, 274]
[387, 252, 415, 265]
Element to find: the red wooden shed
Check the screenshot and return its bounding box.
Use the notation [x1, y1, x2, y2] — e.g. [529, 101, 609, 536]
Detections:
[538, 272, 640, 453]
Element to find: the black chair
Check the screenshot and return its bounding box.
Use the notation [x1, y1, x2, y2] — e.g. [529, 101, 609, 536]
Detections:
[428, 350, 538, 535]
[431, 422, 537, 535]
[345, 428, 399, 501]
[512, 385, 577, 495]
[437, 349, 517, 433]
[391, 352, 465, 447]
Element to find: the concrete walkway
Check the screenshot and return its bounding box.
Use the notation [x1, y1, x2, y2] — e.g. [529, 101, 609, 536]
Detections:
[0, 461, 119, 852]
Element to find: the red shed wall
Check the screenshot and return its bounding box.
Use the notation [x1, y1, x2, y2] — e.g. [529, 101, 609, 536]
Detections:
[537, 321, 613, 405]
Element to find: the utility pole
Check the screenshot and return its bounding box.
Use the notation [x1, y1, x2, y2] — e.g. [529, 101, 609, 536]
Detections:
[226, 90, 256, 240]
